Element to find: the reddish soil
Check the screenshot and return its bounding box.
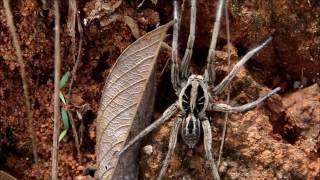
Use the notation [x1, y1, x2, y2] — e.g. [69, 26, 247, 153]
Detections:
[0, 0, 319, 180]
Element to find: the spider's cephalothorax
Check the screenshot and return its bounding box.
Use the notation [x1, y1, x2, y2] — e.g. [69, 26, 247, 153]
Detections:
[178, 75, 209, 148]
[118, 0, 281, 180]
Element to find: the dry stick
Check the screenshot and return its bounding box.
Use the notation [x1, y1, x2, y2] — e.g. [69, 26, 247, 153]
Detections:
[68, 12, 84, 97]
[2, 0, 38, 163]
[137, 0, 147, 8]
[67, 111, 81, 162]
[52, 0, 61, 180]
[160, 42, 172, 77]
[160, 56, 170, 78]
[68, 14, 83, 94]
[66, 1, 83, 163]
[218, 0, 230, 166]
[68, 0, 76, 64]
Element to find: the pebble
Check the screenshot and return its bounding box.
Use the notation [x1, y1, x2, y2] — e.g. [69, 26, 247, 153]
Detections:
[142, 145, 153, 155]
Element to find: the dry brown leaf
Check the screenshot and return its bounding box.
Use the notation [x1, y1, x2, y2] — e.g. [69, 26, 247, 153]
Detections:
[0, 170, 17, 180]
[95, 20, 174, 179]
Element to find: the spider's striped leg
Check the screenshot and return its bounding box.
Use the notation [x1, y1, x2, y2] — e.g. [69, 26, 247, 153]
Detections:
[202, 116, 221, 180]
[208, 87, 281, 112]
[157, 114, 183, 180]
[180, 0, 197, 80]
[119, 103, 178, 155]
[171, 0, 182, 94]
[204, 0, 225, 84]
[212, 37, 273, 95]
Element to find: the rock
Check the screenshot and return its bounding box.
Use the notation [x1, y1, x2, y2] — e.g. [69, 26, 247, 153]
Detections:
[143, 145, 154, 156]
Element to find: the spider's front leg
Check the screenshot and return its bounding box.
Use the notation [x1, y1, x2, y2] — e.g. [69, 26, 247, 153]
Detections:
[201, 116, 221, 180]
[208, 87, 281, 112]
[171, 0, 197, 95]
[180, 0, 197, 80]
[119, 102, 178, 155]
[157, 114, 183, 180]
[204, 0, 225, 84]
[171, 0, 182, 94]
[212, 37, 273, 95]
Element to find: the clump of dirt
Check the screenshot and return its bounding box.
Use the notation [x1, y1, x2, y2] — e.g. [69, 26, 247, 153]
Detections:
[0, 0, 319, 179]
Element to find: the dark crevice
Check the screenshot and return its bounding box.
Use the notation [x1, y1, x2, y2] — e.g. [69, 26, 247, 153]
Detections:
[191, 38, 227, 70]
[217, 38, 228, 49]
[0, 127, 17, 170]
[80, 110, 96, 153]
[154, 70, 177, 112]
[269, 112, 302, 145]
[235, 42, 248, 58]
[29, 63, 51, 85]
[91, 52, 110, 81]
[157, 2, 173, 29]
[246, 58, 265, 70]
[192, 47, 208, 68]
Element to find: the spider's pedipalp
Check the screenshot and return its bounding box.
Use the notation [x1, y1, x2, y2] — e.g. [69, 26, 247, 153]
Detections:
[208, 87, 281, 112]
[202, 117, 221, 180]
[157, 114, 183, 180]
[212, 37, 273, 95]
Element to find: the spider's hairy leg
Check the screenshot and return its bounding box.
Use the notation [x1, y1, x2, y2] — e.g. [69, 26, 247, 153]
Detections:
[119, 102, 178, 155]
[171, 0, 182, 94]
[209, 87, 281, 112]
[202, 117, 221, 180]
[212, 37, 273, 95]
[204, 0, 225, 84]
[180, 0, 197, 80]
[157, 114, 183, 180]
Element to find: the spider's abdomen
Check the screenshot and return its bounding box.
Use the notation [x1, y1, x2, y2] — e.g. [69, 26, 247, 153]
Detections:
[181, 114, 201, 148]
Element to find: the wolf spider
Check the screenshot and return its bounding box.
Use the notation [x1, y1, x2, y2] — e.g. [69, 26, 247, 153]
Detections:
[119, 0, 280, 179]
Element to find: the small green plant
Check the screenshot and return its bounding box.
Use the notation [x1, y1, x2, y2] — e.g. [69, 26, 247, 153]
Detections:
[57, 71, 82, 161]
[58, 71, 70, 142]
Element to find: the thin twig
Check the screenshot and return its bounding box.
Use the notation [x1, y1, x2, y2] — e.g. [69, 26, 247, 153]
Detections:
[159, 42, 172, 77]
[52, 0, 61, 179]
[67, 111, 81, 162]
[3, 0, 38, 163]
[160, 57, 170, 78]
[218, 0, 231, 167]
[68, 3, 83, 97]
[137, 0, 147, 8]
[65, 1, 84, 164]
[67, 0, 77, 64]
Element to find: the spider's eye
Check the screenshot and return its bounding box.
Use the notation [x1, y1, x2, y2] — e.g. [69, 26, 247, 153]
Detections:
[189, 75, 196, 79]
